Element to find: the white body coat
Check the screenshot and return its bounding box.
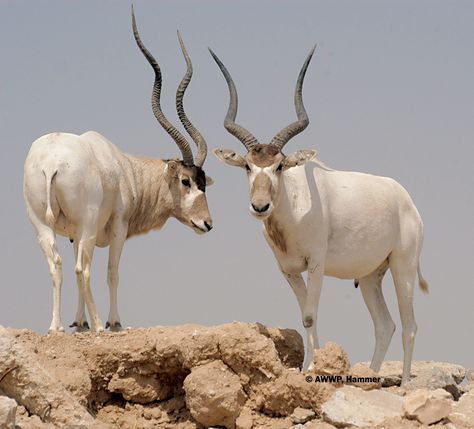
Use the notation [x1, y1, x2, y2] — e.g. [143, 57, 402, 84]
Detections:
[262, 160, 425, 385]
[24, 131, 212, 332]
[210, 43, 426, 385]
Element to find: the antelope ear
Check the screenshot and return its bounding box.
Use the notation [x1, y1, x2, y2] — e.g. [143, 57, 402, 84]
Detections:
[165, 160, 179, 177]
[213, 148, 247, 168]
[283, 150, 317, 170]
[205, 175, 214, 186]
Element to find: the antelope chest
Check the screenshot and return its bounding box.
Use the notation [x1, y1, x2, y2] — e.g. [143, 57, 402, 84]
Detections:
[262, 217, 310, 274]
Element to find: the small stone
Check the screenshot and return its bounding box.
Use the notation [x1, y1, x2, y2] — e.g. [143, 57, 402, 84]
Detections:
[290, 407, 315, 424]
[449, 390, 474, 427]
[289, 425, 306, 429]
[0, 396, 16, 429]
[347, 363, 382, 390]
[459, 383, 474, 396]
[312, 342, 350, 376]
[235, 407, 253, 429]
[321, 385, 404, 427]
[403, 388, 452, 425]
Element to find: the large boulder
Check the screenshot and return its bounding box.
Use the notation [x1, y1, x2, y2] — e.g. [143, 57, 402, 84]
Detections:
[183, 360, 247, 429]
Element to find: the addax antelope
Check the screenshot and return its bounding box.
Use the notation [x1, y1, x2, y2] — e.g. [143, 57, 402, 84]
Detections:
[210, 46, 427, 385]
[23, 9, 213, 333]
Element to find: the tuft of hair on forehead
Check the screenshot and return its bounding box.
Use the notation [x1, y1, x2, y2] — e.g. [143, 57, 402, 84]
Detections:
[248, 144, 283, 167]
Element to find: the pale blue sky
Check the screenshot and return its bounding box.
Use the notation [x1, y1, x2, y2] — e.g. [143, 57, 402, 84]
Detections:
[0, 1, 472, 367]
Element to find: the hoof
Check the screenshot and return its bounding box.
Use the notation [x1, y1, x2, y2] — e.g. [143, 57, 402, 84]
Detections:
[106, 321, 122, 332]
[70, 321, 90, 332]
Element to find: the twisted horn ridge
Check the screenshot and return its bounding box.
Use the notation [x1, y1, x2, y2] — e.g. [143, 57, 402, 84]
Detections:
[131, 6, 194, 166]
[270, 45, 316, 150]
[176, 31, 207, 167]
[209, 48, 259, 150]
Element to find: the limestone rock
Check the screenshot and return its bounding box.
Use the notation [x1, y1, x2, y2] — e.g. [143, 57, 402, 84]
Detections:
[0, 326, 110, 429]
[183, 360, 247, 429]
[254, 369, 335, 416]
[290, 406, 315, 424]
[404, 367, 460, 399]
[256, 323, 304, 369]
[235, 406, 253, 429]
[14, 405, 56, 429]
[466, 368, 474, 383]
[347, 363, 382, 390]
[108, 373, 174, 403]
[216, 322, 284, 383]
[359, 360, 466, 387]
[403, 388, 453, 425]
[312, 342, 350, 376]
[321, 385, 404, 427]
[0, 396, 16, 429]
[372, 416, 422, 428]
[304, 421, 337, 429]
[459, 382, 474, 395]
[449, 391, 474, 428]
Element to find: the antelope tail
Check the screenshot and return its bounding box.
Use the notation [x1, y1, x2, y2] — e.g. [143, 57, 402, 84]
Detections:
[43, 170, 57, 227]
[418, 263, 429, 293]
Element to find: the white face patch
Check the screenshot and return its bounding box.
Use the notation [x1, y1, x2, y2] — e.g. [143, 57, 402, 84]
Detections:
[247, 163, 281, 194]
[182, 185, 203, 211]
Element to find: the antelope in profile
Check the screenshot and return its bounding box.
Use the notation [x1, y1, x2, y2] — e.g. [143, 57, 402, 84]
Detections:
[23, 9, 213, 333]
[210, 47, 428, 385]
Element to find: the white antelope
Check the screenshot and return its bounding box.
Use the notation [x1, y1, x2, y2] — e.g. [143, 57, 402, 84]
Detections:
[210, 47, 428, 385]
[23, 10, 213, 333]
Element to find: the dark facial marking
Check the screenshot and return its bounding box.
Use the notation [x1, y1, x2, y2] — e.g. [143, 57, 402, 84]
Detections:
[192, 166, 207, 192]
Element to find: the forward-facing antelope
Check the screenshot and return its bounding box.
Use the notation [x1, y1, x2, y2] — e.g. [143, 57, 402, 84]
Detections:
[210, 47, 428, 385]
[23, 10, 213, 333]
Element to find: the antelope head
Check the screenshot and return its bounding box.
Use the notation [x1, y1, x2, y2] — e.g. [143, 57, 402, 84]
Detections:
[210, 47, 316, 219]
[132, 8, 213, 234]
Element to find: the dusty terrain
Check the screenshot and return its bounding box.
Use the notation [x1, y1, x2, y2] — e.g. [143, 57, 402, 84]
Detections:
[0, 322, 472, 429]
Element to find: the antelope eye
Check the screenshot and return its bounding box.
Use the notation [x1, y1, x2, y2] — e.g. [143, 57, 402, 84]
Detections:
[181, 179, 191, 187]
[276, 164, 283, 171]
[245, 164, 251, 172]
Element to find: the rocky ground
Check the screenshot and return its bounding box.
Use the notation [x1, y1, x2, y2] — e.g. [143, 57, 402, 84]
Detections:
[0, 322, 472, 429]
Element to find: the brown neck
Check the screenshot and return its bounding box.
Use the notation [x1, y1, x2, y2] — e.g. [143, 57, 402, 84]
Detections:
[126, 156, 174, 238]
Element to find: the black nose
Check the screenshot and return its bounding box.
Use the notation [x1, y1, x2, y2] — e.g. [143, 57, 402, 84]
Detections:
[252, 203, 270, 213]
[204, 221, 213, 231]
